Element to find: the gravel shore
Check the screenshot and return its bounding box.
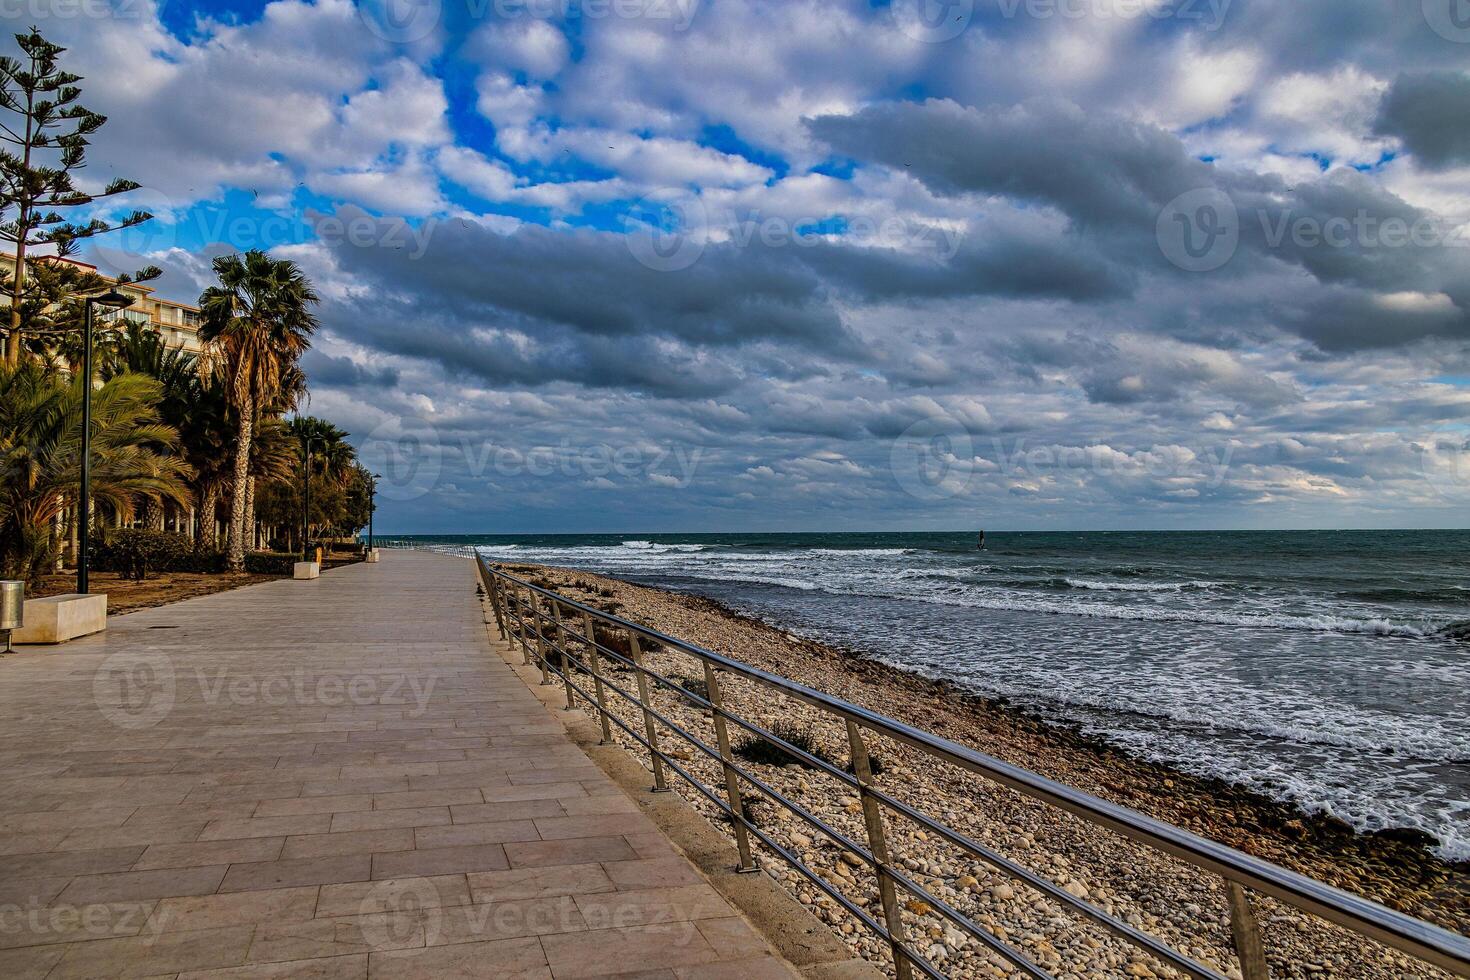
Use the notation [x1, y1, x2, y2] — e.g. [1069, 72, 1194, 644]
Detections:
[493, 561, 1467, 980]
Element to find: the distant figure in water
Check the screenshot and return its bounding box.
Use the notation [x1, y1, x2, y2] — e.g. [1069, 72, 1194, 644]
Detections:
[977, 530, 985, 550]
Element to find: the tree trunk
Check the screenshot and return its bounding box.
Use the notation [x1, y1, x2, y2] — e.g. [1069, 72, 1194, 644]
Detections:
[199, 485, 218, 549]
[226, 398, 254, 572]
[143, 497, 165, 531]
[244, 476, 257, 552]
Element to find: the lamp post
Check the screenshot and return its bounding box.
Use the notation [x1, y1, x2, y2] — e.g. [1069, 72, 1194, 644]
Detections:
[368, 472, 380, 552]
[301, 436, 316, 563]
[78, 290, 136, 595]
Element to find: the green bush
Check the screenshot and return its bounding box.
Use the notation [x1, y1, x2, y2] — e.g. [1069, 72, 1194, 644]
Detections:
[734, 721, 834, 769]
[244, 551, 298, 575]
[92, 530, 197, 580]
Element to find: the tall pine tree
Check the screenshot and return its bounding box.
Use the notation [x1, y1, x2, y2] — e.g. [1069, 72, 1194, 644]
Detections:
[0, 28, 159, 363]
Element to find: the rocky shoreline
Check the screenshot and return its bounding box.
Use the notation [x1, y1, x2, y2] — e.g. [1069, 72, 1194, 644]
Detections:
[495, 561, 1466, 979]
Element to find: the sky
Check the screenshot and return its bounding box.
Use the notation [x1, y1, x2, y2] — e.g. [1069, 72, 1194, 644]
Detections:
[31, 0, 1470, 532]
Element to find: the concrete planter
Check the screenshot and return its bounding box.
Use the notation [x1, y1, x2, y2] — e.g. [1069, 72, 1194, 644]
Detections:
[293, 561, 321, 580]
[13, 593, 108, 644]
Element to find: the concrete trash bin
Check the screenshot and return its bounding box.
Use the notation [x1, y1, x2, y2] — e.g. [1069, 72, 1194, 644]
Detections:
[1, 581, 22, 653]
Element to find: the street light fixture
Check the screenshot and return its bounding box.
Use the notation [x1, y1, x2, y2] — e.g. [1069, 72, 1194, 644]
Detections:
[78, 289, 136, 595]
[368, 472, 381, 553]
[301, 435, 316, 563]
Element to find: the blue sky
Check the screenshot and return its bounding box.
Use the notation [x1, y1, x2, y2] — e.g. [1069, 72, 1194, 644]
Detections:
[40, 0, 1470, 531]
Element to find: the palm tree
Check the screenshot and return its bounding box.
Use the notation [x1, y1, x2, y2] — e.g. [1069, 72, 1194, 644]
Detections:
[198, 251, 318, 570]
[0, 359, 191, 585]
[101, 323, 199, 530]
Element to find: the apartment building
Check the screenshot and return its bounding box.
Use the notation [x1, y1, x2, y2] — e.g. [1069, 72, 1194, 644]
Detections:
[0, 251, 204, 352]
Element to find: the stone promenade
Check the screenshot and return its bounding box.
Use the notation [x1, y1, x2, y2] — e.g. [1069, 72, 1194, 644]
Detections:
[0, 550, 798, 979]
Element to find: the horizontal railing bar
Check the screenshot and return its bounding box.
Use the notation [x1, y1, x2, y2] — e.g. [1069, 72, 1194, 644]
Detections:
[486, 562, 1470, 977]
[875, 786, 1222, 979]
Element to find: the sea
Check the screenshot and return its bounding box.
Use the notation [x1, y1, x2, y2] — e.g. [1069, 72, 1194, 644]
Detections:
[381, 529, 1470, 862]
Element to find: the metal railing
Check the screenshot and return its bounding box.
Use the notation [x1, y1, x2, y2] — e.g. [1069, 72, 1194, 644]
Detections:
[475, 556, 1470, 980]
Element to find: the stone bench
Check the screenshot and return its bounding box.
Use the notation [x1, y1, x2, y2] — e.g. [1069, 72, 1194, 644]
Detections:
[13, 593, 108, 644]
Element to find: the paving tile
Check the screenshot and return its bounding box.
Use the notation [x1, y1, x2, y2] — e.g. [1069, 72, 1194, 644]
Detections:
[55, 865, 228, 905]
[218, 855, 371, 893]
[0, 944, 67, 979]
[370, 843, 509, 879]
[316, 874, 471, 918]
[0, 899, 156, 950]
[467, 863, 617, 903]
[573, 885, 733, 929]
[367, 936, 550, 980]
[532, 814, 658, 841]
[3, 846, 146, 878]
[370, 789, 482, 811]
[413, 820, 540, 849]
[200, 815, 332, 840]
[329, 808, 450, 833]
[428, 894, 584, 945]
[246, 911, 423, 962]
[540, 923, 721, 978]
[603, 859, 707, 892]
[178, 953, 367, 979]
[48, 924, 254, 979]
[446, 799, 565, 824]
[149, 886, 320, 933]
[505, 836, 639, 869]
[254, 795, 375, 818]
[134, 836, 285, 870]
[281, 829, 414, 860]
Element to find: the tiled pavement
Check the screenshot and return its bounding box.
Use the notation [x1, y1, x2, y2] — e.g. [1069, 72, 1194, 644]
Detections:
[0, 551, 799, 979]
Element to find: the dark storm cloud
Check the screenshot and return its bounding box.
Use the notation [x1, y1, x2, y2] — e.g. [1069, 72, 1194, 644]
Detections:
[302, 350, 400, 390]
[808, 98, 1207, 229]
[1374, 71, 1470, 170]
[809, 98, 1470, 351]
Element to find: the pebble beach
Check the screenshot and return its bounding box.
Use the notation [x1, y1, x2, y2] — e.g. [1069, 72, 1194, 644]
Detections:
[495, 561, 1468, 980]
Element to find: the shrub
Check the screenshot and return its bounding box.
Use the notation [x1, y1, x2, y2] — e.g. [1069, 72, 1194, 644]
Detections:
[92, 530, 195, 581]
[244, 551, 298, 575]
[734, 721, 834, 769]
[674, 676, 710, 704]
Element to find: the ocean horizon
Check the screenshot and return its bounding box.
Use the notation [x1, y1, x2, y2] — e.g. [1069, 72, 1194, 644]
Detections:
[380, 528, 1470, 863]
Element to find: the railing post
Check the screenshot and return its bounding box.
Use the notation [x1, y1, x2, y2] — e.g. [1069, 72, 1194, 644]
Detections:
[1226, 879, 1271, 980]
[846, 720, 913, 980]
[703, 662, 757, 872]
[583, 610, 613, 744]
[486, 571, 508, 640]
[532, 593, 552, 686]
[550, 600, 576, 711]
[628, 632, 669, 792]
[516, 584, 533, 666]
